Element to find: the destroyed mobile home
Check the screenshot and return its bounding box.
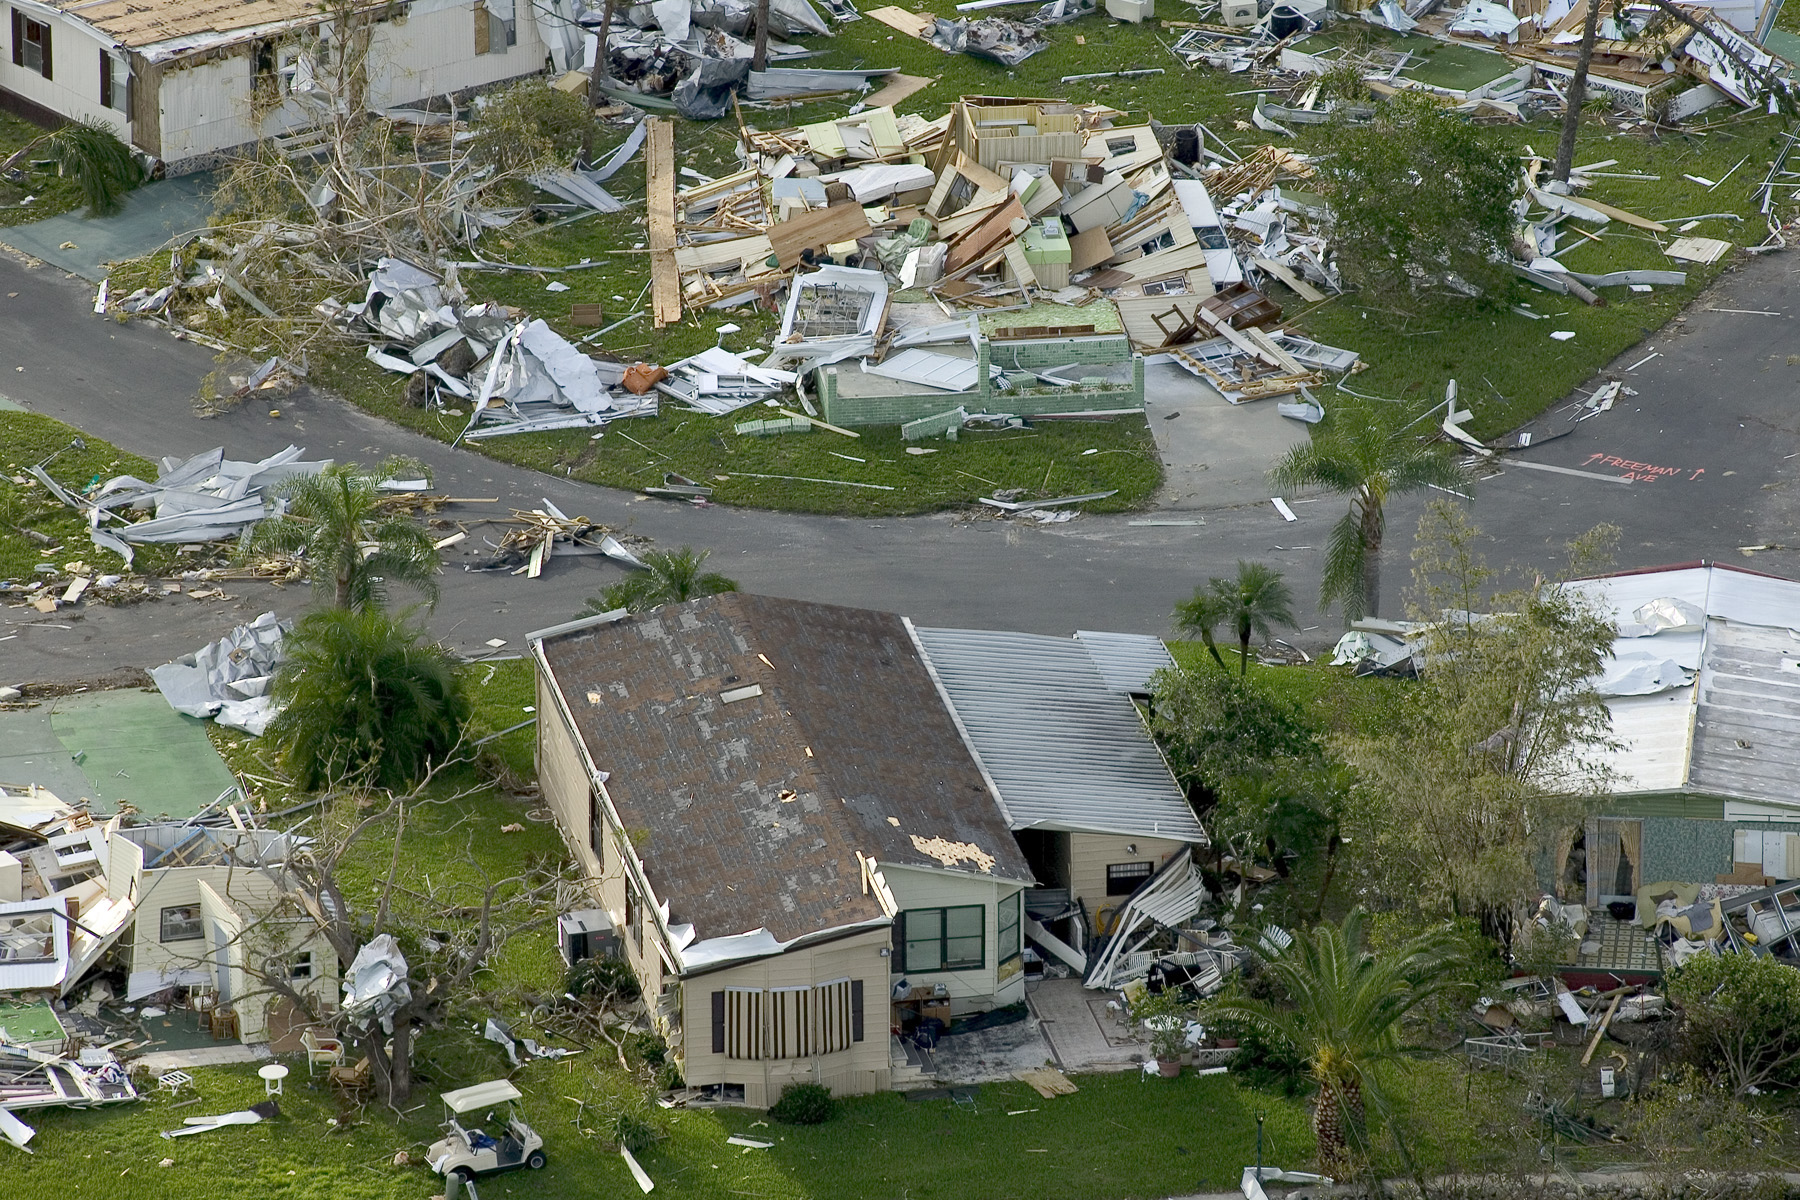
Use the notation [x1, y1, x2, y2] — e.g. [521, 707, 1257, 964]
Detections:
[0, 784, 338, 1127]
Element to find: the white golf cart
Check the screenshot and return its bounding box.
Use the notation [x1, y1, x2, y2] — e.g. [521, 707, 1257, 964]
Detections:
[426, 1080, 547, 1182]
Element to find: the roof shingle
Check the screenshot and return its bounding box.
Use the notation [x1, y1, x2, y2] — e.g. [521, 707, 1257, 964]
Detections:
[537, 595, 1030, 945]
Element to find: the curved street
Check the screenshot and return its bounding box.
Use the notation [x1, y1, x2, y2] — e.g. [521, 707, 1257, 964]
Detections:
[3, 249, 1798, 685]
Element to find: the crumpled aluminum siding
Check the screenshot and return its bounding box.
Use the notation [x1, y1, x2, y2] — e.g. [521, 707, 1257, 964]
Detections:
[912, 626, 1206, 843]
[1074, 630, 1177, 694]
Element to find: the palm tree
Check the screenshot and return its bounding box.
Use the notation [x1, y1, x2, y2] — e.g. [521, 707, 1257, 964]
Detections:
[1213, 560, 1298, 676]
[1207, 908, 1471, 1177]
[584, 546, 738, 614]
[1175, 562, 1299, 675]
[1173, 588, 1231, 672]
[242, 464, 440, 612]
[266, 607, 470, 790]
[1269, 405, 1471, 621]
[0, 121, 142, 216]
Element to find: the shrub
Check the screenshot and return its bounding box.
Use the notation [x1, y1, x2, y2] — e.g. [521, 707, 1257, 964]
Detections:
[266, 607, 469, 790]
[605, 1102, 663, 1153]
[769, 1082, 836, 1125]
[567, 956, 641, 1003]
[1668, 951, 1800, 1096]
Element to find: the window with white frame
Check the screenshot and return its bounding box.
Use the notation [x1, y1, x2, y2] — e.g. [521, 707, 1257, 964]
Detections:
[10, 9, 51, 80]
[99, 51, 128, 111]
[289, 950, 314, 980]
[160, 905, 203, 943]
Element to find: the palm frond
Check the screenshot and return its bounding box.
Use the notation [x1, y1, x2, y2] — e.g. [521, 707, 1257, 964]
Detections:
[41, 122, 142, 216]
[1320, 512, 1369, 616]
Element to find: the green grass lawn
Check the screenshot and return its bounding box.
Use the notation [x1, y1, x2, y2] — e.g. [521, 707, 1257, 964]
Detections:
[0, 110, 85, 227]
[0, 409, 182, 582]
[7, 1062, 1315, 1200]
[1166, 643, 1410, 741]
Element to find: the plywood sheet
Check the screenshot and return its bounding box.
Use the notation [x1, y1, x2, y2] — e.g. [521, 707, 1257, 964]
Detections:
[865, 5, 936, 37]
[862, 72, 936, 110]
[767, 204, 874, 268]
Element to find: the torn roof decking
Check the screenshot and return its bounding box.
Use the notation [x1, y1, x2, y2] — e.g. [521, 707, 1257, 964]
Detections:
[910, 627, 1205, 844]
[1573, 563, 1800, 810]
[41, 0, 393, 56]
[536, 595, 1031, 946]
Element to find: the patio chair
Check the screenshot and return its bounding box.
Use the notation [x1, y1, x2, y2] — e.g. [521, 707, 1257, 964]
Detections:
[301, 1027, 345, 1076]
[329, 1056, 372, 1098]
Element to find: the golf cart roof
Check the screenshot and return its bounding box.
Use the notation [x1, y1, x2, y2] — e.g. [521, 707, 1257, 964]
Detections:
[440, 1080, 522, 1113]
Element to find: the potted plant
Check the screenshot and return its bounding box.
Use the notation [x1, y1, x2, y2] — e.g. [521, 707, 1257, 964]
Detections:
[1135, 987, 1194, 1078]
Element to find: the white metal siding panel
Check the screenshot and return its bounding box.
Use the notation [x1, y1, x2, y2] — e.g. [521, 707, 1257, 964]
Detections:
[912, 627, 1206, 843]
[0, 12, 129, 137]
[364, 2, 546, 108]
[1690, 619, 1800, 808]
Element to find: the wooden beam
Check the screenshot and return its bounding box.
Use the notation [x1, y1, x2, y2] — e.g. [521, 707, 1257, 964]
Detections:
[647, 117, 683, 328]
[1581, 992, 1624, 1066]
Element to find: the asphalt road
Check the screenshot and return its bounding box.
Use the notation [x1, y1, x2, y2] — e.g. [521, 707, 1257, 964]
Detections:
[2, 249, 1798, 687]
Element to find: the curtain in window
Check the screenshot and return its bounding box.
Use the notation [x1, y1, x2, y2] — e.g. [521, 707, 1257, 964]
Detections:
[816, 979, 852, 1054]
[769, 987, 812, 1060]
[724, 988, 763, 1060]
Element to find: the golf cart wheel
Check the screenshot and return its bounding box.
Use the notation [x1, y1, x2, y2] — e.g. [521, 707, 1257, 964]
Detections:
[451, 1167, 476, 1183]
[527, 1151, 547, 1169]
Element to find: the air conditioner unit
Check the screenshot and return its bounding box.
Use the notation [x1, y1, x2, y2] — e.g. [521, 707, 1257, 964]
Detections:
[1221, 0, 1259, 25]
[558, 909, 620, 967]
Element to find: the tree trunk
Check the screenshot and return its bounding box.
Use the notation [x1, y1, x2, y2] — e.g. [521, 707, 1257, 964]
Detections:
[1312, 830, 1341, 921]
[367, 1016, 414, 1108]
[752, 0, 771, 71]
[1238, 621, 1252, 677]
[1360, 498, 1383, 620]
[586, 0, 617, 110]
[1552, 0, 1602, 183]
[1200, 629, 1227, 671]
[1314, 1074, 1365, 1178]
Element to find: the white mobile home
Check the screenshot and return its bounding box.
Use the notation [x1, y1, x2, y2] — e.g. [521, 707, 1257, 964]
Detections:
[1, 0, 582, 174]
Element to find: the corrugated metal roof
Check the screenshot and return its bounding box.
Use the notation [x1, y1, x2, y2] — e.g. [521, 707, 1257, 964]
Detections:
[1074, 630, 1176, 694]
[1573, 564, 1800, 807]
[1690, 619, 1800, 809]
[911, 625, 1207, 843]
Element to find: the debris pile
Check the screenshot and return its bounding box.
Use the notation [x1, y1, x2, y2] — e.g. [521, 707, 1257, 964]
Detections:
[348, 258, 661, 440]
[1169, 0, 1792, 125]
[473, 500, 652, 578]
[26, 446, 330, 568]
[148, 611, 290, 736]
